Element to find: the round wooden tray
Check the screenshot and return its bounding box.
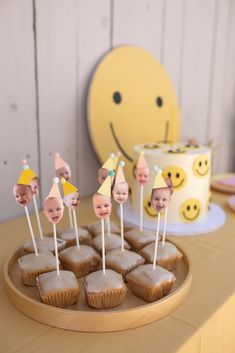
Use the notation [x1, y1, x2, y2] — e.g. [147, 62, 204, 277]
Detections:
[211, 173, 235, 194]
[3, 241, 192, 332]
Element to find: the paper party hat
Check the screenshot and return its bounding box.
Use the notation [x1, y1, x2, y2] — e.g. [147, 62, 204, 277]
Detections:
[153, 167, 168, 189]
[61, 178, 78, 196]
[46, 177, 62, 199]
[113, 151, 121, 171]
[54, 153, 68, 171]
[137, 150, 149, 169]
[97, 170, 114, 197]
[101, 153, 115, 170]
[115, 161, 126, 184]
[17, 161, 37, 185]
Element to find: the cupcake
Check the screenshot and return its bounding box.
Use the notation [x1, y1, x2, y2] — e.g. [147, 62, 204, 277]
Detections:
[93, 233, 130, 254]
[106, 248, 145, 281]
[58, 227, 93, 247]
[18, 252, 58, 286]
[23, 237, 66, 254]
[37, 270, 79, 307]
[140, 241, 183, 271]
[87, 220, 120, 237]
[127, 264, 176, 302]
[83, 269, 127, 309]
[58, 245, 101, 277]
[124, 228, 155, 252]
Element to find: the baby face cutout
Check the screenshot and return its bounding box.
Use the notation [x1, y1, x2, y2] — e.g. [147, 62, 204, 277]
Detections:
[151, 187, 171, 214]
[30, 177, 40, 196]
[112, 182, 129, 203]
[98, 167, 109, 185]
[135, 167, 150, 185]
[56, 165, 71, 182]
[92, 193, 112, 219]
[63, 191, 80, 210]
[13, 184, 33, 207]
[44, 197, 64, 224]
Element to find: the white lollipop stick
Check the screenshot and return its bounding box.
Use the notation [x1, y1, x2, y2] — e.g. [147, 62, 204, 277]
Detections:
[162, 208, 168, 246]
[106, 217, 111, 237]
[101, 218, 106, 275]
[53, 223, 60, 276]
[24, 206, 38, 256]
[68, 207, 73, 228]
[120, 203, 124, 251]
[153, 213, 161, 270]
[72, 209, 80, 248]
[32, 194, 43, 239]
[140, 184, 144, 232]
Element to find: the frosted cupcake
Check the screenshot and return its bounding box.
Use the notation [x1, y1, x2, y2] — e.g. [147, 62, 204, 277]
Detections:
[23, 237, 66, 254]
[124, 228, 155, 252]
[58, 227, 93, 247]
[87, 220, 120, 237]
[93, 233, 130, 254]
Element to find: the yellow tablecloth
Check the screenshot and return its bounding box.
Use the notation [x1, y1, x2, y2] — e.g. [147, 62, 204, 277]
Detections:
[1, 191, 235, 353]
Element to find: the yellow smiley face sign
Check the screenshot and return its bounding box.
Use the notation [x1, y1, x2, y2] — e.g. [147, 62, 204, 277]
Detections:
[88, 46, 180, 183]
[180, 198, 201, 222]
[144, 196, 157, 218]
[193, 154, 210, 178]
[162, 166, 187, 191]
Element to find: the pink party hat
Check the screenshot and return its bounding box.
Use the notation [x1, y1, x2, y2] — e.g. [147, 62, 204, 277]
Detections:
[46, 177, 62, 199]
[137, 150, 149, 169]
[54, 153, 68, 171]
[115, 161, 126, 184]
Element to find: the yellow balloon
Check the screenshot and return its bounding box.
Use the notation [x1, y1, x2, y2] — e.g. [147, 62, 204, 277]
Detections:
[88, 46, 181, 184]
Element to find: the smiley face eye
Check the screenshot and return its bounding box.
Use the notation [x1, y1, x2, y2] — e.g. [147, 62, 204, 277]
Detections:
[167, 172, 172, 178]
[205, 160, 208, 165]
[187, 205, 190, 211]
[199, 161, 202, 167]
[194, 205, 197, 210]
[148, 201, 151, 207]
[176, 173, 180, 178]
[113, 91, 122, 104]
[156, 96, 163, 107]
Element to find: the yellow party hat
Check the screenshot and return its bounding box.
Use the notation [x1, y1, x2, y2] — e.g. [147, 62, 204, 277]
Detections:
[54, 153, 68, 171]
[115, 161, 126, 184]
[46, 177, 62, 199]
[113, 151, 121, 170]
[153, 167, 168, 189]
[97, 170, 114, 197]
[61, 178, 78, 196]
[101, 153, 115, 170]
[137, 150, 149, 169]
[17, 161, 37, 185]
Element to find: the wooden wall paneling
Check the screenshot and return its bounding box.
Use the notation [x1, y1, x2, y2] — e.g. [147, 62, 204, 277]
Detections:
[209, 0, 235, 173]
[76, 0, 111, 196]
[0, 0, 38, 221]
[35, 0, 78, 201]
[112, 0, 164, 59]
[180, 0, 216, 143]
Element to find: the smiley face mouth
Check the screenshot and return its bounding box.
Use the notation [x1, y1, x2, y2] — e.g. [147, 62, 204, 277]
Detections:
[172, 178, 185, 189]
[109, 122, 133, 162]
[195, 167, 209, 176]
[183, 209, 200, 221]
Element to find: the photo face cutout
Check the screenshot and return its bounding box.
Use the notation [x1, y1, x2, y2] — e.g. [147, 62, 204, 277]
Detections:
[44, 197, 64, 224]
[151, 188, 171, 214]
[193, 155, 210, 178]
[56, 165, 71, 182]
[180, 198, 201, 222]
[30, 177, 40, 196]
[13, 184, 33, 207]
[63, 191, 80, 210]
[112, 182, 129, 203]
[163, 166, 187, 191]
[92, 193, 112, 219]
[98, 168, 109, 185]
[135, 167, 150, 185]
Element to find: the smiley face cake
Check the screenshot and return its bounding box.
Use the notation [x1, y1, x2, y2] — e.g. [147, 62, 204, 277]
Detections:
[131, 143, 211, 224]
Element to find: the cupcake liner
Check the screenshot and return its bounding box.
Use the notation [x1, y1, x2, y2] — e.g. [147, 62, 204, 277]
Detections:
[84, 287, 127, 309]
[38, 287, 80, 308]
[20, 266, 57, 286]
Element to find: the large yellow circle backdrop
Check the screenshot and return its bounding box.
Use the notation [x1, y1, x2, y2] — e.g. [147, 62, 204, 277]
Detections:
[87, 45, 181, 185]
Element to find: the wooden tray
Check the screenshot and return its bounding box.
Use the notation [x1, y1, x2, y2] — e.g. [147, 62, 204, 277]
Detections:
[3, 241, 192, 332]
[211, 173, 235, 194]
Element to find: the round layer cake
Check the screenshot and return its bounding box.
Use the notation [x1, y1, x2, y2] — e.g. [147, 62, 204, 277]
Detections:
[132, 142, 211, 224]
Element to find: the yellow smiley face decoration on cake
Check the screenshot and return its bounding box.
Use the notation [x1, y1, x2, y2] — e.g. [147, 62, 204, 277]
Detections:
[193, 154, 210, 178]
[180, 198, 201, 222]
[88, 46, 180, 183]
[162, 166, 187, 191]
[144, 196, 157, 218]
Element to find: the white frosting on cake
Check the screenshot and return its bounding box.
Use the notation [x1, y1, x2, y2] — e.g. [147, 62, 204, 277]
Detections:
[84, 269, 125, 292]
[125, 228, 155, 248]
[127, 264, 175, 286]
[106, 249, 144, 270]
[58, 227, 90, 241]
[93, 233, 130, 253]
[23, 237, 65, 253]
[37, 270, 79, 294]
[132, 143, 211, 224]
[87, 221, 120, 236]
[59, 245, 100, 262]
[18, 252, 57, 271]
[141, 241, 182, 262]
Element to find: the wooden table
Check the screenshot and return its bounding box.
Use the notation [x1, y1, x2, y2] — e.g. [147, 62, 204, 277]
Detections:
[1, 191, 235, 353]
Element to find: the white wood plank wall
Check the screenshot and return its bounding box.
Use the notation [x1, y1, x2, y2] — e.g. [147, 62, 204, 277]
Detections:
[1, 0, 235, 221]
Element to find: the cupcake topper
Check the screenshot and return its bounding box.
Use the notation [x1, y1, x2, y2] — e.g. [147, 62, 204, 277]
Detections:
[54, 153, 72, 182]
[112, 151, 121, 171]
[61, 178, 80, 248]
[98, 153, 115, 185]
[112, 161, 128, 251]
